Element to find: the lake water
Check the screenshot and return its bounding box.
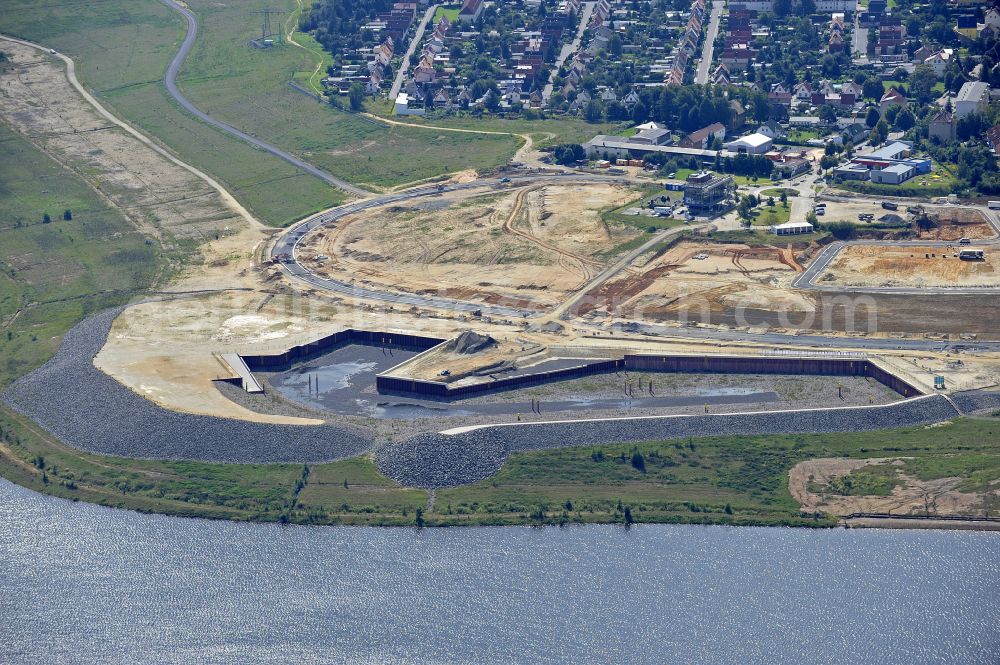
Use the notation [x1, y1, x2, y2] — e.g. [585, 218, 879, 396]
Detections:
[2, 479, 998, 664]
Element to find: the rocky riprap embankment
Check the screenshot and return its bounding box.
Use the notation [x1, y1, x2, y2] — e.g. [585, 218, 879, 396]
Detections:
[370, 396, 963, 488]
[950, 390, 1000, 415]
[2, 309, 988, 487]
[375, 432, 510, 489]
[0, 309, 370, 464]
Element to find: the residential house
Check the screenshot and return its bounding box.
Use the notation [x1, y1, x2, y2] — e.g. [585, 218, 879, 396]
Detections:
[457, 0, 484, 24]
[923, 48, 954, 77]
[928, 111, 957, 143]
[679, 122, 726, 149]
[729, 100, 747, 131]
[879, 88, 906, 114]
[756, 120, 786, 140]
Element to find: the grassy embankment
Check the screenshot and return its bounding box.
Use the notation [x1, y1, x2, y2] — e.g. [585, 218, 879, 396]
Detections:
[0, 123, 165, 386]
[175, 0, 520, 192]
[3, 389, 999, 526]
[0, 0, 339, 227]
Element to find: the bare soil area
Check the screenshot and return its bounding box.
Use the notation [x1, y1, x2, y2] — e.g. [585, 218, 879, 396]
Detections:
[790, 456, 992, 517]
[297, 183, 642, 309]
[582, 239, 812, 319]
[824, 245, 997, 289]
[918, 208, 996, 241]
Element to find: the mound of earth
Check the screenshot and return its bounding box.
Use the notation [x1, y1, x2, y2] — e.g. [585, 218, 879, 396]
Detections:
[444, 330, 497, 355]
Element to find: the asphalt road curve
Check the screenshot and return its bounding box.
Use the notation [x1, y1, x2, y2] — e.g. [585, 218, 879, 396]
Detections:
[159, 0, 372, 198]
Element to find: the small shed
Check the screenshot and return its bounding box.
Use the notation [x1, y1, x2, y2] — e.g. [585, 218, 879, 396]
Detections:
[772, 221, 814, 236]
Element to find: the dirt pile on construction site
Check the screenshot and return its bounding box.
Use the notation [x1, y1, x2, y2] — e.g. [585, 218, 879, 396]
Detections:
[444, 331, 497, 355]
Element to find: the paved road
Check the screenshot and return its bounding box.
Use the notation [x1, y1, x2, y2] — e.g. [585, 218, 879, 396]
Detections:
[852, 12, 868, 64]
[389, 3, 438, 100]
[694, 0, 723, 85]
[542, 1, 596, 101]
[159, 0, 372, 198]
[609, 320, 1000, 353]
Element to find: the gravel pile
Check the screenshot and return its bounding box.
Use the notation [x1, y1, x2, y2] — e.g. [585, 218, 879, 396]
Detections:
[0, 309, 371, 464]
[950, 390, 1000, 415]
[375, 431, 509, 488]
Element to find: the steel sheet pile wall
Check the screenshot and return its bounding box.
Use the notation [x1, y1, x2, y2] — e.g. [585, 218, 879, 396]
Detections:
[241, 329, 444, 370]
[624, 355, 923, 397]
[377, 354, 924, 400]
[377, 360, 624, 398]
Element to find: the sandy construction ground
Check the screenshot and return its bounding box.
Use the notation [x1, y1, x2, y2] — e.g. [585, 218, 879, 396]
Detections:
[824, 244, 998, 289]
[581, 239, 812, 319]
[297, 183, 641, 309]
[917, 208, 996, 241]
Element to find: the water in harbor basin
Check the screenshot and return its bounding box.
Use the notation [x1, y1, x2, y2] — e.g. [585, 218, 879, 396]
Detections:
[1, 479, 998, 664]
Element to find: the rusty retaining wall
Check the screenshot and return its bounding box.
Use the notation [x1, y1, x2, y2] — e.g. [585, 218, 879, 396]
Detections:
[241, 329, 444, 371]
[377, 354, 924, 400]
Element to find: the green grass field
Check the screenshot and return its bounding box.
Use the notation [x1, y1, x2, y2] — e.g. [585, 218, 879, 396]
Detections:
[0, 123, 165, 388]
[173, 0, 519, 190]
[751, 203, 791, 226]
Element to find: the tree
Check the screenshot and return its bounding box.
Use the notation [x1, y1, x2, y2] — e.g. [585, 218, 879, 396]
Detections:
[552, 143, 585, 165]
[909, 64, 938, 105]
[818, 104, 838, 125]
[608, 34, 623, 58]
[774, 0, 792, 16]
[780, 190, 788, 205]
[63, 209, 72, 221]
[895, 107, 915, 131]
[862, 77, 883, 101]
[483, 90, 500, 112]
[737, 197, 755, 225]
[630, 450, 646, 473]
[347, 83, 366, 112]
[584, 99, 604, 123]
[631, 100, 649, 125]
[872, 119, 889, 145]
[865, 107, 881, 129]
[42, 213, 51, 224]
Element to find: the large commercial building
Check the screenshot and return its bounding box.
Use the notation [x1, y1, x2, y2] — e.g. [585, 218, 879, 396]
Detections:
[683, 171, 734, 213]
[832, 141, 930, 185]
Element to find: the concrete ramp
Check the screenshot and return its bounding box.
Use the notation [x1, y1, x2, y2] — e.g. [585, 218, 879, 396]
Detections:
[219, 353, 264, 393]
